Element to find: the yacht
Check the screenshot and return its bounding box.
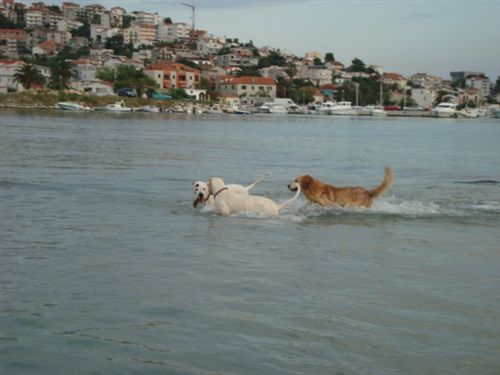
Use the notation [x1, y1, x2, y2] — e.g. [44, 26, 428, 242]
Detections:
[257, 103, 288, 114]
[330, 101, 357, 115]
[97, 100, 132, 112]
[57, 101, 93, 111]
[432, 102, 458, 118]
[456, 108, 480, 118]
[364, 105, 386, 116]
[316, 101, 336, 115]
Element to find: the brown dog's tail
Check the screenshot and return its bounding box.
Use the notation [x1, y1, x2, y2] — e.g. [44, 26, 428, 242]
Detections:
[369, 166, 394, 199]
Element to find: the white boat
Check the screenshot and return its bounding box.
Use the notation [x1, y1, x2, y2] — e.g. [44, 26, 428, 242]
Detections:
[137, 105, 160, 113]
[432, 102, 458, 118]
[316, 101, 336, 115]
[268, 105, 288, 114]
[257, 103, 288, 114]
[456, 108, 479, 118]
[330, 101, 357, 115]
[205, 105, 224, 114]
[231, 105, 251, 115]
[364, 105, 386, 116]
[57, 101, 92, 111]
[98, 100, 132, 112]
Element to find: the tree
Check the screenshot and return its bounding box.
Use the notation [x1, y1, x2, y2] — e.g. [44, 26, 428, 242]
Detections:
[0, 13, 22, 29]
[163, 17, 172, 24]
[96, 67, 115, 82]
[491, 76, 500, 94]
[313, 57, 322, 66]
[111, 65, 157, 97]
[236, 66, 260, 77]
[284, 62, 297, 80]
[349, 57, 366, 72]
[324, 52, 335, 62]
[13, 64, 46, 89]
[105, 34, 133, 58]
[258, 50, 286, 68]
[49, 59, 78, 89]
[71, 22, 90, 38]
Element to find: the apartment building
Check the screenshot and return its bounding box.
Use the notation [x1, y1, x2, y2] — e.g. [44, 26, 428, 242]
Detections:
[148, 61, 200, 89]
[217, 48, 258, 68]
[218, 76, 276, 105]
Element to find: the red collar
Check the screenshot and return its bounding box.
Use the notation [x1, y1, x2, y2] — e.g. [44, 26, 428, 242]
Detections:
[213, 187, 228, 199]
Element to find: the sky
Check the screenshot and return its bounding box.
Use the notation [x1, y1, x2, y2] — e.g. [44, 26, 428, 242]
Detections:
[28, 0, 500, 80]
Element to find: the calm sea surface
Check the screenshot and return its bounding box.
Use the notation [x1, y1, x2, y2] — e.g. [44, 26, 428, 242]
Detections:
[1, 109, 500, 374]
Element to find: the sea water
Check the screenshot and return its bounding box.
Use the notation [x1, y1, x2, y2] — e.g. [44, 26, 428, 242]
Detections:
[1, 109, 499, 374]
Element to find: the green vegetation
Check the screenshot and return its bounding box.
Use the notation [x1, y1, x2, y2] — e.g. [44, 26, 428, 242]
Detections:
[13, 64, 46, 89]
[105, 35, 134, 58]
[49, 58, 79, 90]
[258, 50, 287, 68]
[96, 65, 156, 96]
[0, 13, 23, 29]
[324, 52, 335, 63]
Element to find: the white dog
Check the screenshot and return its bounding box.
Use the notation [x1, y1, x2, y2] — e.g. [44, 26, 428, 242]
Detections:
[207, 177, 301, 216]
[193, 172, 270, 208]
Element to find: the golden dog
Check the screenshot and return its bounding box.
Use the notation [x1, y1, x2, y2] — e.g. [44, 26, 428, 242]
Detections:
[288, 166, 394, 208]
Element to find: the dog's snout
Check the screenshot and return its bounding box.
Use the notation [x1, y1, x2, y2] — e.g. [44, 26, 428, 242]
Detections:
[198, 192, 204, 198]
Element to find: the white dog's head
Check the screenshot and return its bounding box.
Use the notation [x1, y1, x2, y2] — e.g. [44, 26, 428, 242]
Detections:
[192, 180, 210, 207]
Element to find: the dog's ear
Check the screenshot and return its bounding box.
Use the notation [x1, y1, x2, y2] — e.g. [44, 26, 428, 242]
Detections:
[300, 175, 311, 190]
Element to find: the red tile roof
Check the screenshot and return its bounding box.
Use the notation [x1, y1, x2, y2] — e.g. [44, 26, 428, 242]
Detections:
[220, 76, 276, 86]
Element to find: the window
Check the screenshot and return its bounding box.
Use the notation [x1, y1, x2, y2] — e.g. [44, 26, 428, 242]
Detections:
[241, 85, 246, 89]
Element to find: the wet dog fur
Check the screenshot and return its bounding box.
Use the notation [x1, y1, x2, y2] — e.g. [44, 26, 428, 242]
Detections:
[288, 166, 394, 208]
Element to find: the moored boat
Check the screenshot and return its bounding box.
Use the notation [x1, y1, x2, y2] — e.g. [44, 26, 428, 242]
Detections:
[432, 102, 458, 118]
[57, 101, 93, 111]
[97, 100, 132, 112]
[137, 105, 160, 113]
[330, 101, 357, 115]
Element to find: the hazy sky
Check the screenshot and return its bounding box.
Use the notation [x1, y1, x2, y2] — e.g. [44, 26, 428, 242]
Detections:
[31, 0, 500, 79]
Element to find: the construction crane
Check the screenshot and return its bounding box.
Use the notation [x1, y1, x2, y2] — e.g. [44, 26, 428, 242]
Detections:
[180, 2, 195, 31]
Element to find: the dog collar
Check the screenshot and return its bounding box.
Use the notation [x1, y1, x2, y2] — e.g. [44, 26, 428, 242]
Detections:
[213, 187, 228, 199]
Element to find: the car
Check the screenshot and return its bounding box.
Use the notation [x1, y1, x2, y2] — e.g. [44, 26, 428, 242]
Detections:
[117, 88, 136, 97]
[384, 105, 401, 111]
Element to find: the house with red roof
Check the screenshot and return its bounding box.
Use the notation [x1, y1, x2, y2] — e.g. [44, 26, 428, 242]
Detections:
[32, 40, 57, 55]
[148, 61, 201, 89]
[382, 72, 407, 89]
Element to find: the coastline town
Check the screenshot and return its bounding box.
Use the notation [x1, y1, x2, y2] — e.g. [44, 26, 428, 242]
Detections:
[1, 0, 499, 118]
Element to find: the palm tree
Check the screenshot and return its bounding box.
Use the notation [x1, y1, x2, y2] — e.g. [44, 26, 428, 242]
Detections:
[13, 63, 46, 89]
[50, 59, 78, 89]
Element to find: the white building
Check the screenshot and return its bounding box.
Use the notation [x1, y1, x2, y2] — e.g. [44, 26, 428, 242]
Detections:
[411, 87, 436, 109]
[259, 65, 288, 80]
[196, 37, 224, 56]
[217, 48, 258, 68]
[465, 76, 490, 98]
[56, 18, 83, 33]
[71, 80, 115, 96]
[90, 25, 120, 44]
[72, 59, 99, 81]
[144, 69, 163, 89]
[0, 59, 24, 93]
[297, 65, 333, 86]
[157, 22, 191, 42]
[26, 8, 43, 28]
